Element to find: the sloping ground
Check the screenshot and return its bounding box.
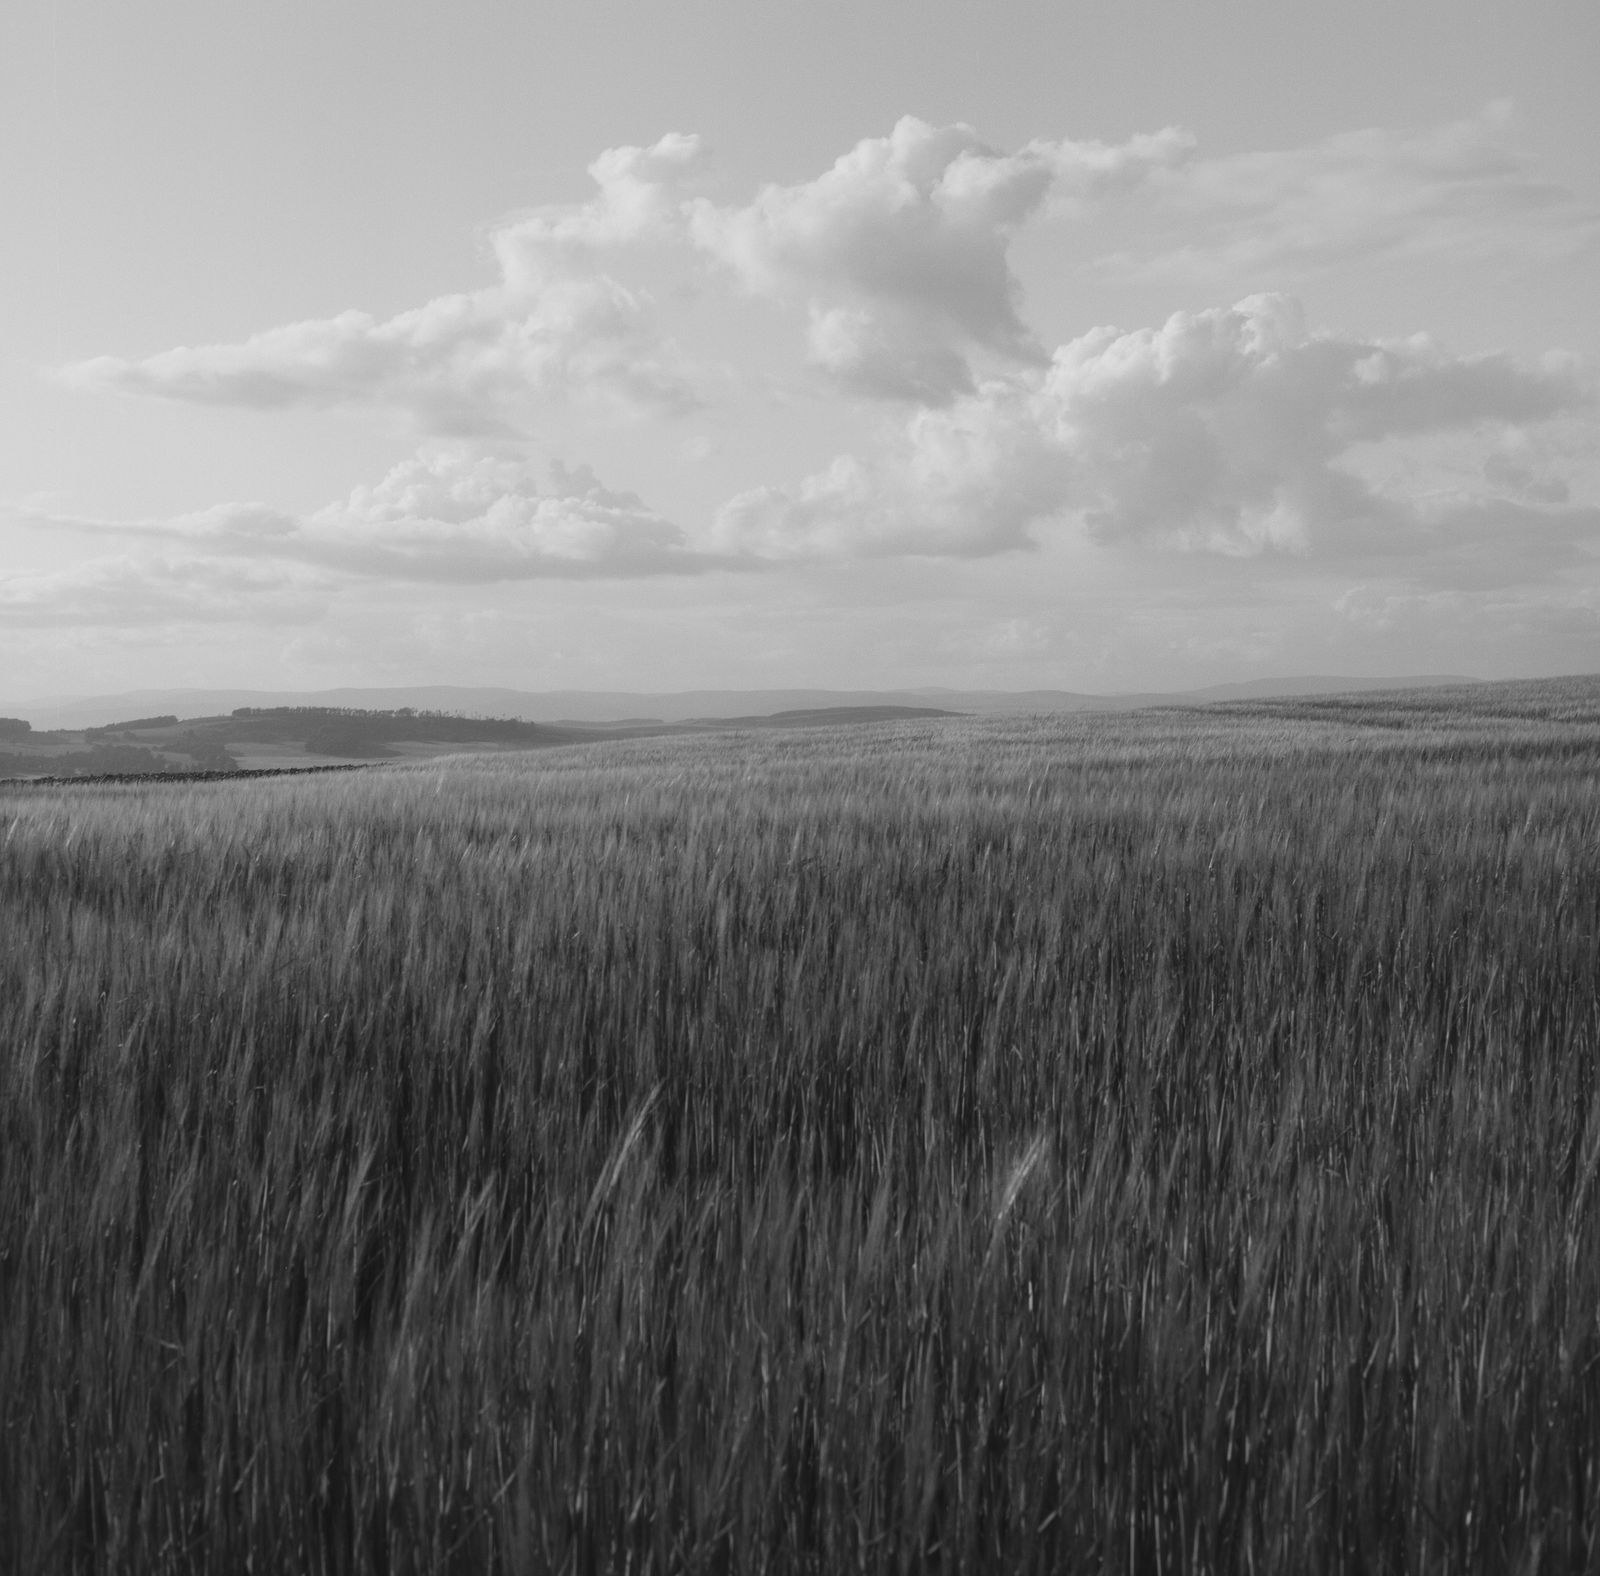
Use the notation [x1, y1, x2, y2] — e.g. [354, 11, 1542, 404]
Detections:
[1213, 672, 1600, 729]
[0, 702, 970, 779]
[685, 705, 962, 728]
[0, 708, 610, 779]
[4, 687, 1600, 1570]
[6, 678, 1591, 780]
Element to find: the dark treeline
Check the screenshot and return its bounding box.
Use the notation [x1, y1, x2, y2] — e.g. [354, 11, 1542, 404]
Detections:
[223, 706, 562, 752]
[85, 715, 179, 735]
[23, 707, 553, 748]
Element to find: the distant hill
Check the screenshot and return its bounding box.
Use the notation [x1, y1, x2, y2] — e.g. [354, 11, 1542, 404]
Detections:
[9, 676, 1480, 730]
[10, 678, 1600, 782]
[686, 706, 961, 728]
[0, 702, 963, 780]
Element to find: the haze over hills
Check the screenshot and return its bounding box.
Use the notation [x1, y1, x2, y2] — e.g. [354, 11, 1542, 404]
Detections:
[9, 676, 1479, 731]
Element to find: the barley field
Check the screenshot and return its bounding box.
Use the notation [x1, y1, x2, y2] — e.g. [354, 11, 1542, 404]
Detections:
[4, 681, 1600, 1573]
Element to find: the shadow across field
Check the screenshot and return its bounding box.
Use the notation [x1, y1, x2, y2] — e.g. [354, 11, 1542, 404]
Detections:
[3, 683, 1600, 1571]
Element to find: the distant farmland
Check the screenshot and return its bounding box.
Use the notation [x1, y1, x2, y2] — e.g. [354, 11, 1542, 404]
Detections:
[0, 702, 959, 778]
[4, 678, 1600, 1572]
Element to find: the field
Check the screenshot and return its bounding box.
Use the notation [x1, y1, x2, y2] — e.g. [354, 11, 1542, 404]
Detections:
[4, 678, 1600, 1572]
[0, 703, 957, 779]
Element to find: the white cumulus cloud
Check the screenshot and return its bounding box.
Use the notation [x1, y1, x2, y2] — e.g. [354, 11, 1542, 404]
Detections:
[61, 135, 712, 432]
[12, 450, 729, 612]
[714, 294, 1595, 582]
[299, 449, 711, 579]
[490, 133, 709, 281]
[56, 110, 1596, 442]
[41, 117, 1600, 632]
[689, 116, 1193, 402]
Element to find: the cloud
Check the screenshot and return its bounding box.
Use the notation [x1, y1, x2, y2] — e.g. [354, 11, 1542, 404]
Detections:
[61, 134, 711, 431]
[1101, 102, 1600, 282]
[0, 554, 327, 628]
[304, 450, 717, 579]
[63, 286, 701, 433]
[1482, 453, 1570, 505]
[56, 108, 1596, 441]
[34, 295, 1597, 613]
[713, 294, 1596, 583]
[689, 115, 1193, 402]
[713, 409, 1071, 560]
[60, 117, 1200, 422]
[1334, 583, 1600, 647]
[19, 449, 726, 587]
[490, 133, 708, 281]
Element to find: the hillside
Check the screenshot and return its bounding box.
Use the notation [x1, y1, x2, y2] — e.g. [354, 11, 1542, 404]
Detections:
[4, 679, 1599, 1569]
[0, 702, 962, 779]
[0, 706, 628, 779]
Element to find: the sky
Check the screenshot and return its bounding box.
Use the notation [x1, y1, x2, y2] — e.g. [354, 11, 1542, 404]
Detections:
[3, 0, 1599, 703]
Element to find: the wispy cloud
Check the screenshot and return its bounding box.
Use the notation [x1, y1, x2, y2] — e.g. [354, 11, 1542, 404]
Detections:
[1097, 103, 1600, 282]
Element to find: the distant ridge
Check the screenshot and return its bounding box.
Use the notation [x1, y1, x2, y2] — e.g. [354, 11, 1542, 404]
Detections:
[8, 675, 1481, 730]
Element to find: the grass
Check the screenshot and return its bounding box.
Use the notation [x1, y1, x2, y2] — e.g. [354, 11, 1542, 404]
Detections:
[4, 681, 1600, 1572]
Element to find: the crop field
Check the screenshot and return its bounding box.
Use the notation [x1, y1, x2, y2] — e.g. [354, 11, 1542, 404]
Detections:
[4, 679, 1600, 1572]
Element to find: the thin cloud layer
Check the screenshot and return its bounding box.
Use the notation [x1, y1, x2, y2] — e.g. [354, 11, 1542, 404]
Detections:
[12, 452, 724, 624]
[0, 554, 326, 628]
[63, 285, 700, 434]
[1104, 102, 1600, 281]
[715, 294, 1594, 583]
[690, 116, 1193, 401]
